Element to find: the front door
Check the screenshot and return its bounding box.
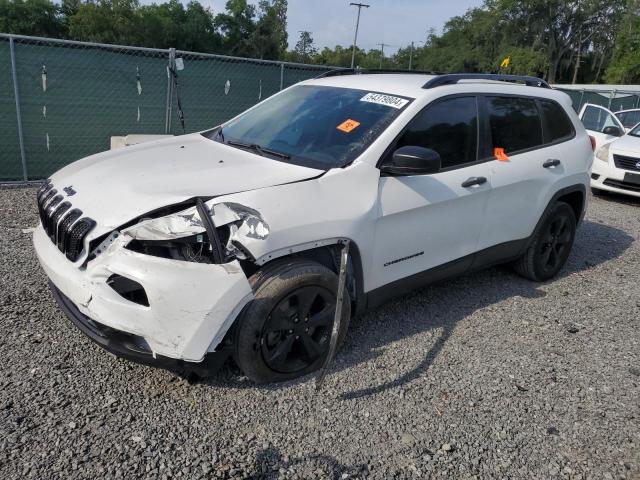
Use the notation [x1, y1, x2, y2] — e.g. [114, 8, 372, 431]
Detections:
[579, 103, 625, 150]
[372, 95, 491, 291]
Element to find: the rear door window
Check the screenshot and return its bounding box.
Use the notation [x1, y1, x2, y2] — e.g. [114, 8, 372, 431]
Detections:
[539, 99, 575, 143]
[486, 96, 543, 154]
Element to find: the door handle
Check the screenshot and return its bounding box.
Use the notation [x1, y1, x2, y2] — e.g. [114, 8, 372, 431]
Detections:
[461, 176, 487, 188]
[543, 159, 561, 168]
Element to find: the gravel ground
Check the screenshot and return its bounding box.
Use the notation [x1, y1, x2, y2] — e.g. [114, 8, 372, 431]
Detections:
[0, 186, 639, 480]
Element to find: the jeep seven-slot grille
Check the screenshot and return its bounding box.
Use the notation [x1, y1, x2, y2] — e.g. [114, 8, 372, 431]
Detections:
[613, 154, 640, 172]
[36, 181, 95, 262]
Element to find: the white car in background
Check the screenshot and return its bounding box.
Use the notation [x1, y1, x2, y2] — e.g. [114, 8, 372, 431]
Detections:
[579, 103, 640, 198]
[579, 103, 625, 151]
[591, 122, 640, 198]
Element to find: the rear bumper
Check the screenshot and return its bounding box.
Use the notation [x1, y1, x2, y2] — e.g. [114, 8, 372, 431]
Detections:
[50, 282, 230, 376]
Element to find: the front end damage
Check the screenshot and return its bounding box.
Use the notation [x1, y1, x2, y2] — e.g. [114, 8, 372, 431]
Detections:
[33, 196, 274, 374]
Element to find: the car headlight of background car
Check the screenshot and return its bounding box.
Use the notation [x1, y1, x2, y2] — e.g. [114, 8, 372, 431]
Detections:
[120, 202, 269, 264]
[595, 143, 611, 163]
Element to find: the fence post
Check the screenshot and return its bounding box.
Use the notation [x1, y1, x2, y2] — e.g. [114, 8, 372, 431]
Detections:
[578, 89, 585, 111]
[9, 36, 28, 181]
[165, 48, 175, 134]
[279, 62, 284, 90]
[607, 89, 615, 110]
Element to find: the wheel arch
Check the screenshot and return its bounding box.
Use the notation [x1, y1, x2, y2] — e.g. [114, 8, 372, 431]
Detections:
[249, 238, 366, 317]
[556, 188, 586, 225]
[525, 184, 586, 252]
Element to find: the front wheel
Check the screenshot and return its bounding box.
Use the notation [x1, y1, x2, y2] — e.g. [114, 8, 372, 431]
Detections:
[513, 201, 576, 282]
[233, 259, 350, 383]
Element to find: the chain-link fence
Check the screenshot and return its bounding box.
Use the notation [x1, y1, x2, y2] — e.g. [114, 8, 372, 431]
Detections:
[5, 34, 639, 183]
[556, 86, 640, 114]
[0, 34, 333, 182]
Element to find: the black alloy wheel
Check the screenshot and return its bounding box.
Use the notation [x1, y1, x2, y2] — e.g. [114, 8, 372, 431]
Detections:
[513, 201, 577, 282]
[233, 259, 351, 383]
[538, 213, 573, 276]
[261, 286, 334, 374]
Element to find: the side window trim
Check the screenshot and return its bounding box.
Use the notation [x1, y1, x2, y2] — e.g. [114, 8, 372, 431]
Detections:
[481, 94, 576, 158]
[536, 98, 551, 145]
[377, 93, 483, 173]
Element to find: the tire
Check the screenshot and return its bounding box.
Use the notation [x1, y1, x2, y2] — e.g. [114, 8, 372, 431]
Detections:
[591, 187, 607, 196]
[233, 258, 351, 384]
[513, 201, 576, 282]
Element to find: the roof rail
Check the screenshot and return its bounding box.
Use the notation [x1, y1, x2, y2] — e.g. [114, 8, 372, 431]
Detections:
[315, 68, 439, 79]
[422, 74, 550, 89]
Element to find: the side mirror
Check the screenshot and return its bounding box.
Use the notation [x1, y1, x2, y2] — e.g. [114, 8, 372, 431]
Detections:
[603, 125, 623, 137]
[380, 146, 441, 176]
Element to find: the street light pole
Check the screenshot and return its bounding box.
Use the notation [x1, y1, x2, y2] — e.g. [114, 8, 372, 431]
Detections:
[349, 2, 370, 68]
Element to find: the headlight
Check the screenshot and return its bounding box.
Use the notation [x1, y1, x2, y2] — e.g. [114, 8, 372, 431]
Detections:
[121, 202, 268, 263]
[595, 143, 611, 163]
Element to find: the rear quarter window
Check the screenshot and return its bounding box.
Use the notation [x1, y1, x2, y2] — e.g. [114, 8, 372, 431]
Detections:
[539, 99, 575, 143]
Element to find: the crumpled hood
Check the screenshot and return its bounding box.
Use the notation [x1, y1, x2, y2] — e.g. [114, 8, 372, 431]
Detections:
[610, 134, 640, 155]
[49, 133, 322, 234]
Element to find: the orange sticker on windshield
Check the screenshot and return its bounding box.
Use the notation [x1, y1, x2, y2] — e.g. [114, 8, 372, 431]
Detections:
[336, 119, 361, 133]
[493, 147, 509, 162]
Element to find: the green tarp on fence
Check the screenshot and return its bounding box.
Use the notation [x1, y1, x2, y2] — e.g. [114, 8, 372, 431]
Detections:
[0, 34, 331, 181]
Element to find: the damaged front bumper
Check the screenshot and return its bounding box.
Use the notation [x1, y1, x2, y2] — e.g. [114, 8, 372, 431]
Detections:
[49, 283, 229, 376]
[33, 224, 253, 366]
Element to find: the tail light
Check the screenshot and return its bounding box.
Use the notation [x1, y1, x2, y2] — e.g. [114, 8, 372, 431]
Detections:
[589, 135, 596, 151]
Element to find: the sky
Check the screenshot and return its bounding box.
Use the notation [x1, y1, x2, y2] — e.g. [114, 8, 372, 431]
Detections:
[202, 0, 485, 55]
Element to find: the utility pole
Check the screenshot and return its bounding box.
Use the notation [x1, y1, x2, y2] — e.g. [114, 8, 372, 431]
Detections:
[408, 40, 423, 70]
[349, 2, 370, 68]
[377, 43, 390, 69]
[409, 41, 414, 70]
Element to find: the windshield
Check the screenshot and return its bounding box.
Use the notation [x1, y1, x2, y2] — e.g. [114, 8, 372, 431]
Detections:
[208, 85, 412, 170]
[629, 122, 640, 137]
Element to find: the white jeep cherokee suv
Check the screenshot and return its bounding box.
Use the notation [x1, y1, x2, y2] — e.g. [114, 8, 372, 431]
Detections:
[33, 72, 593, 383]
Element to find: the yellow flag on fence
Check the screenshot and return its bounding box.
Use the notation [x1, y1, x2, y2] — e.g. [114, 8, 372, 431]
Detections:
[500, 56, 510, 68]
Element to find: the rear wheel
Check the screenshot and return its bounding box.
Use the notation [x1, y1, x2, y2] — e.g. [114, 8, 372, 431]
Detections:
[234, 259, 350, 383]
[514, 201, 576, 281]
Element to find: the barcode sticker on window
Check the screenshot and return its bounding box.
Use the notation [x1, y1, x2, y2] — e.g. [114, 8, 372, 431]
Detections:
[360, 93, 410, 109]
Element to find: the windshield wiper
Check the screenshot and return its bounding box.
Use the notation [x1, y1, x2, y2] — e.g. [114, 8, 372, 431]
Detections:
[226, 139, 291, 160]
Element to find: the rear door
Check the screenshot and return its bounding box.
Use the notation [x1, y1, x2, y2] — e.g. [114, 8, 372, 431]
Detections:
[579, 104, 625, 150]
[477, 95, 576, 252]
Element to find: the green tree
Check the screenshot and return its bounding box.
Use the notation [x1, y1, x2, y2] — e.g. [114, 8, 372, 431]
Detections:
[604, 1, 640, 83]
[180, 1, 220, 52]
[251, 0, 287, 60]
[214, 0, 257, 57]
[67, 0, 140, 45]
[287, 30, 316, 63]
[0, 0, 66, 37]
